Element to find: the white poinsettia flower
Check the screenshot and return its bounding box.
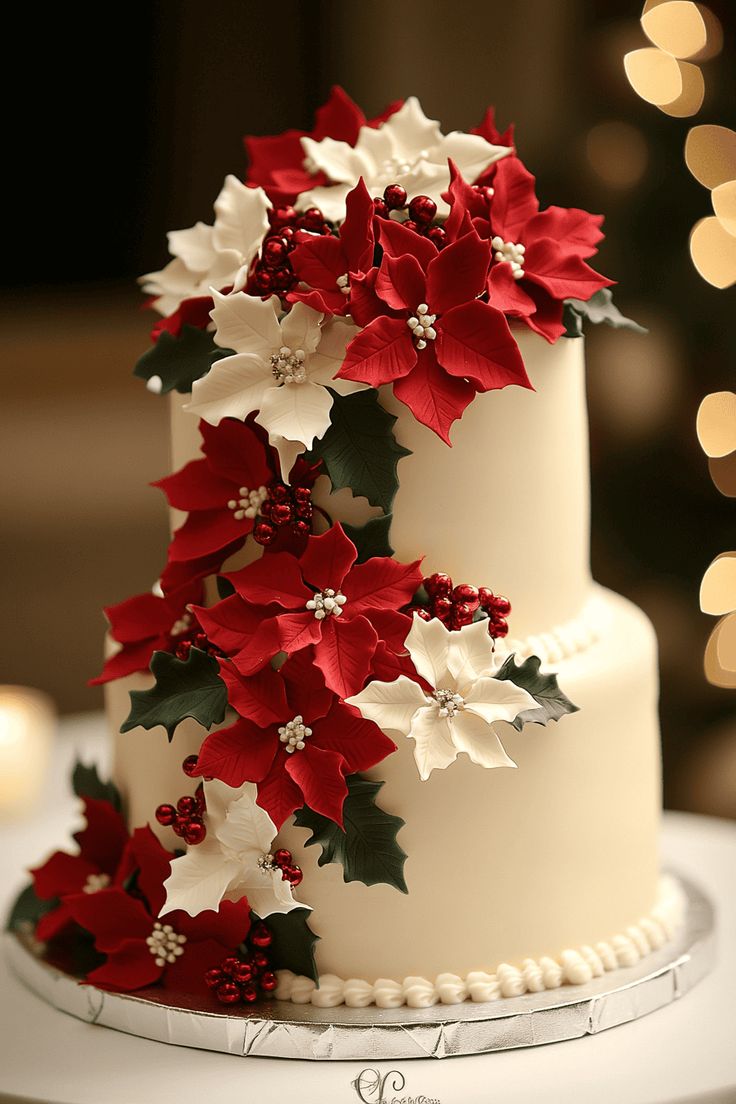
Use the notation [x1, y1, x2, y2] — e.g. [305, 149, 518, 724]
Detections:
[298, 96, 511, 223]
[160, 779, 304, 919]
[347, 615, 537, 781]
[185, 289, 362, 473]
[141, 175, 270, 316]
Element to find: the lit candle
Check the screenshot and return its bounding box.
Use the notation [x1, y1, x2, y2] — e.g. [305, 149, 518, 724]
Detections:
[0, 686, 55, 819]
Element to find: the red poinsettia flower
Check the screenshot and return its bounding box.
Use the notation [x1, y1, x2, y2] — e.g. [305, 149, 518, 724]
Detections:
[64, 826, 250, 993]
[244, 86, 403, 206]
[150, 295, 217, 341]
[195, 524, 422, 698]
[90, 556, 223, 686]
[288, 179, 375, 315]
[446, 158, 611, 343]
[154, 418, 321, 566]
[30, 798, 129, 943]
[197, 649, 396, 828]
[335, 220, 532, 441]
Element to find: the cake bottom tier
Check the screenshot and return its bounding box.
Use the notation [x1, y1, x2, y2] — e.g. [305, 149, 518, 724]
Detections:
[274, 588, 665, 991]
[107, 588, 667, 1007]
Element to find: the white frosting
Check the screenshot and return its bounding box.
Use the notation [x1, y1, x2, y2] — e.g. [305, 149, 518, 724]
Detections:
[273, 876, 685, 1008]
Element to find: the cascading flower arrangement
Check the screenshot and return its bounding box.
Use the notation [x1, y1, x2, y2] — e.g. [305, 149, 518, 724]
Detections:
[12, 88, 643, 1002]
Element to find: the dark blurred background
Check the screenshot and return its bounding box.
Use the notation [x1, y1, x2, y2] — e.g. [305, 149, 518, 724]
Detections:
[3, 0, 735, 817]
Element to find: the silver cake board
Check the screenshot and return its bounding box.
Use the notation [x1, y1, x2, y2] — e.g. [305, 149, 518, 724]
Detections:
[5, 874, 715, 1061]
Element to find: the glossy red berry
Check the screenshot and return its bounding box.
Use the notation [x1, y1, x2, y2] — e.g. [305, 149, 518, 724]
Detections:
[271, 502, 293, 526]
[453, 583, 480, 607]
[491, 595, 512, 616]
[172, 816, 188, 838]
[372, 198, 389, 218]
[233, 961, 254, 984]
[452, 602, 476, 628]
[300, 207, 326, 232]
[383, 183, 408, 209]
[293, 519, 311, 539]
[425, 572, 453, 597]
[220, 956, 240, 977]
[259, 970, 278, 992]
[294, 486, 311, 505]
[184, 817, 207, 845]
[250, 924, 273, 949]
[285, 866, 303, 887]
[204, 968, 224, 990]
[408, 195, 437, 224]
[181, 755, 199, 777]
[215, 981, 242, 1005]
[426, 225, 447, 248]
[241, 982, 259, 1003]
[279, 225, 296, 243]
[433, 596, 453, 622]
[478, 587, 494, 610]
[252, 266, 274, 293]
[402, 219, 419, 233]
[262, 236, 290, 268]
[268, 205, 297, 228]
[273, 848, 292, 867]
[155, 803, 176, 827]
[408, 604, 432, 621]
[253, 520, 276, 546]
[270, 267, 295, 292]
[270, 483, 290, 503]
[177, 795, 197, 817]
[252, 950, 270, 971]
[491, 617, 509, 638]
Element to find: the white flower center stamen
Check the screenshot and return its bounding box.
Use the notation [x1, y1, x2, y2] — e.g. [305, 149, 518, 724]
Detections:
[270, 346, 307, 384]
[376, 150, 430, 185]
[305, 588, 347, 620]
[169, 611, 193, 637]
[336, 273, 350, 296]
[407, 302, 437, 351]
[491, 236, 526, 280]
[227, 484, 269, 522]
[257, 852, 276, 873]
[278, 715, 312, 754]
[82, 873, 110, 894]
[433, 688, 465, 719]
[145, 921, 187, 967]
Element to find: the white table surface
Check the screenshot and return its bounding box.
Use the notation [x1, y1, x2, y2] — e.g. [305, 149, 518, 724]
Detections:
[0, 713, 735, 1104]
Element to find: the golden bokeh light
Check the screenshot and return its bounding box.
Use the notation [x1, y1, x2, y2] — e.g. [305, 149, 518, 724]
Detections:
[624, 47, 684, 105]
[712, 180, 736, 237]
[657, 60, 704, 116]
[696, 391, 736, 457]
[641, 1, 708, 59]
[684, 124, 736, 189]
[704, 616, 736, 687]
[708, 454, 736, 497]
[700, 553, 736, 614]
[586, 120, 649, 188]
[690, 216, 736, 288]
[691, 5, 724, 60]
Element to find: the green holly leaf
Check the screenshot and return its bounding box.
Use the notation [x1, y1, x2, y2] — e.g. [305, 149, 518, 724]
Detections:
[71, 760, 122, 812]
[6, 882, 58, 934]
[121, 647, 228, 742]
[311, 390, 410, 514]
[293, 775, 408, 893]
[261, 908, 320, 984]
[133, 325, 232, 394]
[495, 654, 579, 731]
[343, 513, 395, 563]
[562, 289, 647, 338]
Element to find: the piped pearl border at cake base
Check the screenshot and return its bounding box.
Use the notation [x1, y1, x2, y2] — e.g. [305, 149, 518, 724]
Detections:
[5, 874, 714, 1061]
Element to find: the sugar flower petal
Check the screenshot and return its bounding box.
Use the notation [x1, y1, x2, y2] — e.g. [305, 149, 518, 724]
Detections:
[346, 675, 429, 738]
[449, 709, 518, 770]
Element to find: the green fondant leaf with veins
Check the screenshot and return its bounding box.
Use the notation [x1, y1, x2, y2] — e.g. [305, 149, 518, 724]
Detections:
[133, 325, 232, 394]
[121, 647, 228, 742]
[311, 390, 410, 515]
[293, 775, 408, 893]
[494, 654, 579, 731]
[72, 760, 122, 812]
[562, 289, 647, 338]
[261, 907, 320, 984]
[343, 513, 395, 563]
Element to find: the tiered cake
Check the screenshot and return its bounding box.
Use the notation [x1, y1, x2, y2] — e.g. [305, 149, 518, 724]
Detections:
[20, 90, 684, 1011]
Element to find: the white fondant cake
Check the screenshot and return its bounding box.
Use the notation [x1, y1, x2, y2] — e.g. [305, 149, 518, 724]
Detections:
[20, 91, 683, 1018]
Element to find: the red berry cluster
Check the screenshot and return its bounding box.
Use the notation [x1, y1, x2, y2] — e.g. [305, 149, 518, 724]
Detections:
[409, 573, 512, 638]
[249, 205, 331, 297]
[205, 922, 278, 1005]
[154, 756, 207, 845]
[172, 611, 224, 663]
[253, 480, 314, 547]
[372, 184, 447, 249]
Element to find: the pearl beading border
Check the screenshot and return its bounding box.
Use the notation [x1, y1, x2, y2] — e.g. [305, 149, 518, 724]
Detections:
[272, 875, 685, 1009]
[497, 591, 605, 667]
